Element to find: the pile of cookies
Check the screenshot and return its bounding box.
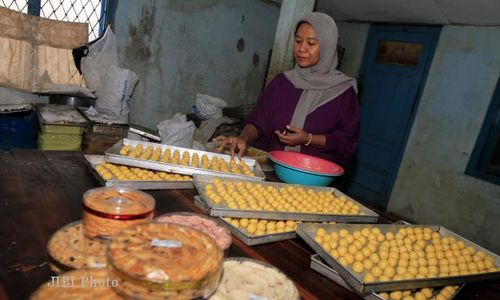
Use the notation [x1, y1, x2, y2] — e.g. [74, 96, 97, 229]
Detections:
[204, 179, 363, 215]
[313, 226, 499, 283]
[118, 144, 255, 176]
[95, 162, 191, 181]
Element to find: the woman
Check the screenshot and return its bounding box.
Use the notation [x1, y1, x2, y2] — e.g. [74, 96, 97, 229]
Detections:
[214, 12, 359, 166]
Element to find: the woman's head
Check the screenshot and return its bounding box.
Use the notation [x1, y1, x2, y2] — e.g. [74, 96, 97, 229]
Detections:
[293, 12, 339, 71]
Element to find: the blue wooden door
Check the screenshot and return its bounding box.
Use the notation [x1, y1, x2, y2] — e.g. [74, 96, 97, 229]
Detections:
[346, 26, 440, 208]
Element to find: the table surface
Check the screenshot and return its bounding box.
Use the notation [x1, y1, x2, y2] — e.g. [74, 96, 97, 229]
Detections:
[0, 150, 499, 300]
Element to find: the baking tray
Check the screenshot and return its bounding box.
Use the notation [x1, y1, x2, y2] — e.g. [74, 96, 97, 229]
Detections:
[105, 138, 265, 181]
[129, 124, 161, 141]
[84, 155, 193, 190]
[297, 223, 500, 295]
[193, 174, 379, 222]
[310, 254, 465, 300]
[194, 196, 296, 246]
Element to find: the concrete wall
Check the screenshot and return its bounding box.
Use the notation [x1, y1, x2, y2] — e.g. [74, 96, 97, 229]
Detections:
[388, 26, 500, 253]
[336, 22, 369, 79]
[113, 0, 279, 129]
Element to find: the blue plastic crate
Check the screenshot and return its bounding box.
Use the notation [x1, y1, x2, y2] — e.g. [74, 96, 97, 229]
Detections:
[0, 110, 38, 150]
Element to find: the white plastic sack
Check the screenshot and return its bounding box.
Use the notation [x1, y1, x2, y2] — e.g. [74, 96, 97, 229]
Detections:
[157, 113, 195, 148]
[195, 93, 227, 120]
[81, 25, 119, 90]
[94, 65, 139, 122]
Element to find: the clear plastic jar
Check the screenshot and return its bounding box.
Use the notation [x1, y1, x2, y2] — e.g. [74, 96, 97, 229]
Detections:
[107, 222, 224, 300]
[156, 212, 232, 252]
[82, 187, 155, 238]
[47, 220, 108, 273]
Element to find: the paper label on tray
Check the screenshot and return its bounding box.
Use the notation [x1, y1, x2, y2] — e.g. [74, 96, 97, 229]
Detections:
[249, 294, 268, 300]
[151, 239, 182, 248]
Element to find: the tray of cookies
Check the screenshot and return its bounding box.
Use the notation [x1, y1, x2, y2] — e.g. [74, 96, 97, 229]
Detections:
[297, 223, 500, 295]
[107, 222, 224, 299]
[85, 155, 193, 190]
[47, 221, 108, 273]
[193, 175, 379, 222]
[194, 195, 333, 246]
[209, 257, 299, 299]
[105, 138, 265, 180]
[310, 254, 464, 300]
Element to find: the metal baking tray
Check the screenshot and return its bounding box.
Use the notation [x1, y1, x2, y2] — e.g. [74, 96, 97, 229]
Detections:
[105, 138, 265, 180]
[193, 174, 379, 222]
[297, 223, 500, 295]
[194, 196, 296, 246]
[84, 155, 193, 190]
[129, 124, 161, 141]
[310, 254, 465, 300]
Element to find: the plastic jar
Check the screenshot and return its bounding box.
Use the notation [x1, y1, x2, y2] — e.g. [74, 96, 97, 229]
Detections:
[82, 187, 155, 238]
[156, 212, 232, 252]
[107, 222, 224, 299]
[47, 220, 108, 273]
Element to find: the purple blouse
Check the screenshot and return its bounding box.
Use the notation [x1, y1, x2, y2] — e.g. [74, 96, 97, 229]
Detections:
[244, 73, 360, 166]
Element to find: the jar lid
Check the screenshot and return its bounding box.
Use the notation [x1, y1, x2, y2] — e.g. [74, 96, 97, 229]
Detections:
[83, 187, 155, 217]
[107, 222, 223, 289]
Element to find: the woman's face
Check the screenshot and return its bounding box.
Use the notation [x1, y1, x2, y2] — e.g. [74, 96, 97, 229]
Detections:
[293, 22, 320, 68]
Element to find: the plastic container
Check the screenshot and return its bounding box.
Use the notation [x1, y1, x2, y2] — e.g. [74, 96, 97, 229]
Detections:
[30, 268, 122, 300]
[82, 187, 155, 238]
[269, 151, 344, 186]
[107, 222, 224, 299]
[0, 109, 38, 150]
[210, 257, 300, 300]
[156, 212, 232, 252]
[47, 221, 108, 273]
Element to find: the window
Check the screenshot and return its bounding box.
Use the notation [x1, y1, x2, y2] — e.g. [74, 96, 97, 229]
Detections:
[0, 0, 116, 40]
[466, 78, 500, 185]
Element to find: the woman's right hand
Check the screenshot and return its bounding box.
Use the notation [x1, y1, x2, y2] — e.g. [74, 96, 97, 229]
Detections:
[212, 135, 248, 159]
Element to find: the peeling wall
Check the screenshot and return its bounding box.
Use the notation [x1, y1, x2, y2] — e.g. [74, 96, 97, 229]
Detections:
[388, 26, 500, 253]
[114, 0, 279, 129]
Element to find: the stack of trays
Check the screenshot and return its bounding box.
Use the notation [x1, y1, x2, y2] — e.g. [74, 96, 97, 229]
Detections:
[297, 223, 500, 298]
[193, 175, 379, 246]
[86, 137, 266, 190]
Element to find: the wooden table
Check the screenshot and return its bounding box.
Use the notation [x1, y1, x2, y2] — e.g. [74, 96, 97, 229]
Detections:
[0, 150, 499, 299]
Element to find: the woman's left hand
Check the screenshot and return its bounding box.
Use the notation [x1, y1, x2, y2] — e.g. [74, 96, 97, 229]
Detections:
[275, 125, 309, 146]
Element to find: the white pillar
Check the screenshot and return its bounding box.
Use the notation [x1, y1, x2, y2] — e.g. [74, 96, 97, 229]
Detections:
[266, 0, 315, 84]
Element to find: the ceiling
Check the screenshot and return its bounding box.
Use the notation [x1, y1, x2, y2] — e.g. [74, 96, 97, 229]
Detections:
[269, 0, 500, 26]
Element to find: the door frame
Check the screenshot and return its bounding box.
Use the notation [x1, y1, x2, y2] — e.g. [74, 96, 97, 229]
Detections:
[357, 25, 441, 208]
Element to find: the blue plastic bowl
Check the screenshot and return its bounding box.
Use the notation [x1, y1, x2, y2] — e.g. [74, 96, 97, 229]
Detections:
[269, 151, 343, 186]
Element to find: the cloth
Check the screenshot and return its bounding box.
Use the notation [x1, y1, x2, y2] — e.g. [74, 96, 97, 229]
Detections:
[0, 7, 88, 92]
[244, 74, 359, 166]
[283, 12, 357, 152]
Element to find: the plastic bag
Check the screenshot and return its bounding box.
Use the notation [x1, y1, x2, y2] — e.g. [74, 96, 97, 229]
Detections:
[94, 65, 139, 122]
[157, 113, 195, 148]
[80, 26, 119, 90]
[195, 93, 227, 120]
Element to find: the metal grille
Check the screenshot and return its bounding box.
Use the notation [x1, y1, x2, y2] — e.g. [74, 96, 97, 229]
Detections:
[0, 0, 104, 40]
[40, 0, 103, 40]
[0, 0, 28, 13]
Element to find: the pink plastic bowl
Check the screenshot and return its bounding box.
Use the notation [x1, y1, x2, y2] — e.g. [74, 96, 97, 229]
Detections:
[269, 151, 344, 186]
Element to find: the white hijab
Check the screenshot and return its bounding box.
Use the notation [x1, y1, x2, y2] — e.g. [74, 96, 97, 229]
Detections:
[284, 12, 357, 152]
